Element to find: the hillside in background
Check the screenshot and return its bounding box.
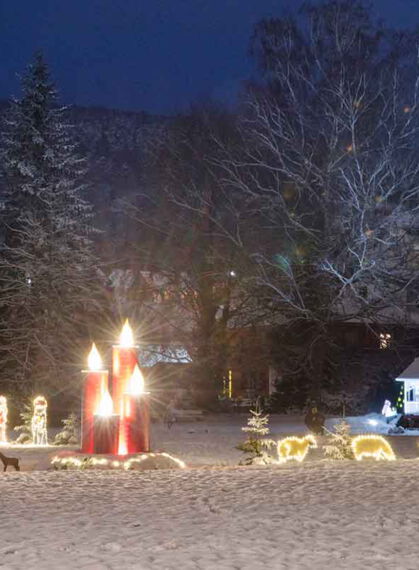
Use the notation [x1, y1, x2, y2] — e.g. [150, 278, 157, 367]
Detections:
[0, 100, 165, 262]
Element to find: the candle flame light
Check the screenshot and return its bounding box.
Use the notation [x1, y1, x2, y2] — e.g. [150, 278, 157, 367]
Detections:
[87, 343, 103, 371]
[95, 388, 114, 417]
[127, 364, 145, 396]
[119, 319, 134, 347]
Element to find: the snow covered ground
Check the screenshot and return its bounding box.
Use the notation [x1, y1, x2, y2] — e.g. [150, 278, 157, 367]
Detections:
[2, 414, 419, 569]
[3, 413, 419, 470]
[3, 460, 419, 569]
[3, 414, 308, 470]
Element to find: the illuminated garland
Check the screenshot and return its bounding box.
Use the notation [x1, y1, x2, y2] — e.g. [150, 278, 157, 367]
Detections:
[51, 452, 186, 470]
[351, 435, 396, 461]
[277, 435, 317, 463]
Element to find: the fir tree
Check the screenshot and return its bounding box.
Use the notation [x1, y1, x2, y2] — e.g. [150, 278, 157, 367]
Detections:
[0, 53, 102, 395]
[323, 420, 354, 460]
[14, 402, 33, 444]
[237, 402, 276, 465]
[54, 412, 79, 445]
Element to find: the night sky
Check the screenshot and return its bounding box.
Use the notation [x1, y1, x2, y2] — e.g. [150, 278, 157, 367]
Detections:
[1, 0, 418, 114]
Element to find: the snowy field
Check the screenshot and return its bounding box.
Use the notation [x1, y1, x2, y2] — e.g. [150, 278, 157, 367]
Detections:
[3, 461, 419, 569]
[2, 414, 419, 569]
[5, 412, 419, 470]
[3, 414, 309, 470]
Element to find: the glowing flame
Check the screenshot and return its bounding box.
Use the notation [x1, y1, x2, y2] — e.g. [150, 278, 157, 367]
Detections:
[95, 388, 113, 416]
[87, 343, 102, 371]
[119, 319, 134, 347]
[127, 364, 145, 395]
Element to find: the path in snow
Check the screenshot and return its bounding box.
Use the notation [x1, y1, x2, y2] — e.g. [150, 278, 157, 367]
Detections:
[1, 461, 419, 569]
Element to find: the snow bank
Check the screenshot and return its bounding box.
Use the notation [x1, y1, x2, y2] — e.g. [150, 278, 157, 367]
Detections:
[51, 451, 186, 471]
[2, 461, 419, 569]
[326, 413, 419, 436]
[326, 413, 392, 435]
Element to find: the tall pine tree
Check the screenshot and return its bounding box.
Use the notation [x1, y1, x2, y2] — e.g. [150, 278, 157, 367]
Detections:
[0, 53, 102, 396]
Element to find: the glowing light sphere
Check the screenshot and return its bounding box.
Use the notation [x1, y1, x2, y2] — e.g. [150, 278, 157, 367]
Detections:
[0, 396, 8, 443]
[31, 396, 48, 445]
[351, 435, 395, 461]
[277, 435, 317, 463]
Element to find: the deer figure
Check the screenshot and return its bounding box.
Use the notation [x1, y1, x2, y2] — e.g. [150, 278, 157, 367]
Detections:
[0, 452, 20, 471]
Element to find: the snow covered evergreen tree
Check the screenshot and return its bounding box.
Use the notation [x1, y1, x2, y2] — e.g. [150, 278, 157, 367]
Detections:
[0, 53, 102, 395]
[323, 420, 354, 460]
[237, 402, 276, 464]
[54, 412, 79, 445]
[14, 402, 33, 444]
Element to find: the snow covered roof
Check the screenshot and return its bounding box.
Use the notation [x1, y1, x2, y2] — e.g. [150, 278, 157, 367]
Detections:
[396, 357, 419, 381]
[139, 344, 192, 367]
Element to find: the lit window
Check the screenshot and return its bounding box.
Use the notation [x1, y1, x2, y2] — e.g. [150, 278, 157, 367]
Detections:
[379, 333, 392, 349]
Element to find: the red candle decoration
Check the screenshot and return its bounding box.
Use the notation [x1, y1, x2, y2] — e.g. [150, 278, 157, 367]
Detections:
[93, 386, 120, 454]
[123, 365, 150, 453]
[112, 320, 137, 455]
[81, 343, 109, 453]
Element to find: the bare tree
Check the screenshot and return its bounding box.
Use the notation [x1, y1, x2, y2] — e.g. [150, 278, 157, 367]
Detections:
[120, 106, 272, 406]
[213, 0, 419, 406]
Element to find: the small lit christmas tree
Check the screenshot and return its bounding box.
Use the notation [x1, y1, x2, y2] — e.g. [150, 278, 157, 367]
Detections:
[323, 419, 354, 460]
[54, 413, 79, 445]
[237, 402, 276, 465]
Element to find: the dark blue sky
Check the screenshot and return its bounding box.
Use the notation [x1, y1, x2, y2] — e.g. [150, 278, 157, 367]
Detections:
[0, 0, 418, 114]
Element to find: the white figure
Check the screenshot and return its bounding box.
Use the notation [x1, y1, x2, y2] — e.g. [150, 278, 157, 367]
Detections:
[0, 396, 7, 443]
[31, 396, 48, 445]
[382, 399, 396, 418]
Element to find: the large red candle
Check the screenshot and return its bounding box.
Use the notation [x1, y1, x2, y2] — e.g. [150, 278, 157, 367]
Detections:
[93, 415, 120, 454]
[112, 320, 138, 455]
[123, 394, 150, 453]
[123, 365, 150, 453]
[93, 387, 119, 454]
[81, 343, 109, 453]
